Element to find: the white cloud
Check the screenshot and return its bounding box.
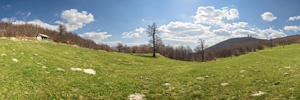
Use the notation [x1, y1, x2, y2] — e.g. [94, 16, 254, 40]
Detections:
[162, 38, 198, 47]
[141, 19, 145, 22]
[57, 9, 95, 31]
[27, 19, 59, 30]
[122, 27, 146, 38]
[212, 29, 231, 36]
[222, 22, 248, 29]
[159, 21, 212, 38]
[6, 9, 95, 32]
[157, 6, 286, 48]
[194, 6, 239, 25]
[11, 19, 59, 31]
[126, 42, 148, 46]
[227, 9, 239, 20]
[232, 29, 263, 38]
[261, 12, 277, 21]
[259, 28, 286, 38]
[80, 32, 112, 43]
[289, 15, 300, 21]
[103, 41, 121, 46]
[283, 25, 300, 32]
[205, 36, 230, 47]
[1, 17, 16, 22]
[123, 6, 287, 48]
[11, 20, 26, 25]
[103, 41, 147, 47]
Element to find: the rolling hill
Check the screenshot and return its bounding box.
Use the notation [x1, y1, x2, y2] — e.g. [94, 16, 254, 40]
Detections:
[207, 35, 300, 51]
[1, 38, 300, 99]
[207, 37, 266, 51]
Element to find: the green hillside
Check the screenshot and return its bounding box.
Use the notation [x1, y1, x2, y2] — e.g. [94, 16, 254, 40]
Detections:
[1, 38, 300, 99]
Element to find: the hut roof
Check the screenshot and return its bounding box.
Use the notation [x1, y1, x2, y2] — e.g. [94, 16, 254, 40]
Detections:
[37, 33, 49, 38]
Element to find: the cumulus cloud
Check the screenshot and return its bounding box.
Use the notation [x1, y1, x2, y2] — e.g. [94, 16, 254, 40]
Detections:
[194, 6, 239, 25]
[27, 19, 59, 30]
[158, 21, 219, 47]
[5, 9, 95, 32]
[261, 12, 277, 21]
[205, 36, 230, 46]
[154, 6, 286, 47]
[212, 29, 231, 36]
[159, 21, 211, 38]
[2, 9, 111, 43]
[80, 32, 112, 43]
[162, 38, 198, 47]
[55, 9, 95, 31]
[126, 42, 148, 46]
[227, 9, 239, 20]
[222, 22, 248, 29]
[122, 27, 146, 38]
[289, 15, 300, 21]
[284, 26, 300, 32]
[11, 20, 26, 25]
[259, 28, 286, 38]
[103, 41, 121, 46]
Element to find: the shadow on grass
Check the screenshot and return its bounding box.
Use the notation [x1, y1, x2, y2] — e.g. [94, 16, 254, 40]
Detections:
[134, 54, 158, 58]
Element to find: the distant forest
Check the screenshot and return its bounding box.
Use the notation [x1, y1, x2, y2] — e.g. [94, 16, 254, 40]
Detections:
[1, 22, 300, 62]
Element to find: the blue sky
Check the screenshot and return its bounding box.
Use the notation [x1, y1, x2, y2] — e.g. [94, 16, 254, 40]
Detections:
[1, 0, 300, 48]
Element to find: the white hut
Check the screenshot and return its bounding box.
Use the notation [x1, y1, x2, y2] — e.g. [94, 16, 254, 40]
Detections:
[36, 33, 50, 41]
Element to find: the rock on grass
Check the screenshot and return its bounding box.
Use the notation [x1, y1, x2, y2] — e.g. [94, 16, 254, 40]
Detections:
[128, 93, 145, 100]
[221, 83, 229, 86]
[70, 68, 83, 71]
[42, 66, 47, 69]
[56, 68, 65, 71]
[12, 58, 18, 62]
[251, 91, 266, 96]
[163, 83, 171, 86]
[1, 53, 7, 56]
[83, 69, 96, 75]
[240, 70, 245, 73]
[197, 77, 205, 80]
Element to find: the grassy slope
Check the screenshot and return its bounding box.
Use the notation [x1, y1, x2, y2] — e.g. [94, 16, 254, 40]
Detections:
[0, 39, 300, 99]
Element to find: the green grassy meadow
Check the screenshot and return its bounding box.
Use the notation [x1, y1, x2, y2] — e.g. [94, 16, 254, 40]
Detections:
[0, 38, 300, 99]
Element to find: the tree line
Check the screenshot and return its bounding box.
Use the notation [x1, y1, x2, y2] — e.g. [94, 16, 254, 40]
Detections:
[1, 22, 300, 62]
[114, 23, 300, 61]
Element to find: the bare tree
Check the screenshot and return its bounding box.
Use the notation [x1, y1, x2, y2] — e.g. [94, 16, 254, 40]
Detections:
[198, 39, 207, 62]
[58, 24, 67, 41]
[147, 23, 159, 57]
[186, 46, 193, 61]
[270, 38, 273, 49]
[116, 42, 124, 52]
[282, 40, 285, 48]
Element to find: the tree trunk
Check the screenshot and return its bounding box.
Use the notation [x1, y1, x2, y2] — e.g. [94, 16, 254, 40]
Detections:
[153, 33, 156, 57]
[270, 38, 273, 49]
[202, 50, 204, 62]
